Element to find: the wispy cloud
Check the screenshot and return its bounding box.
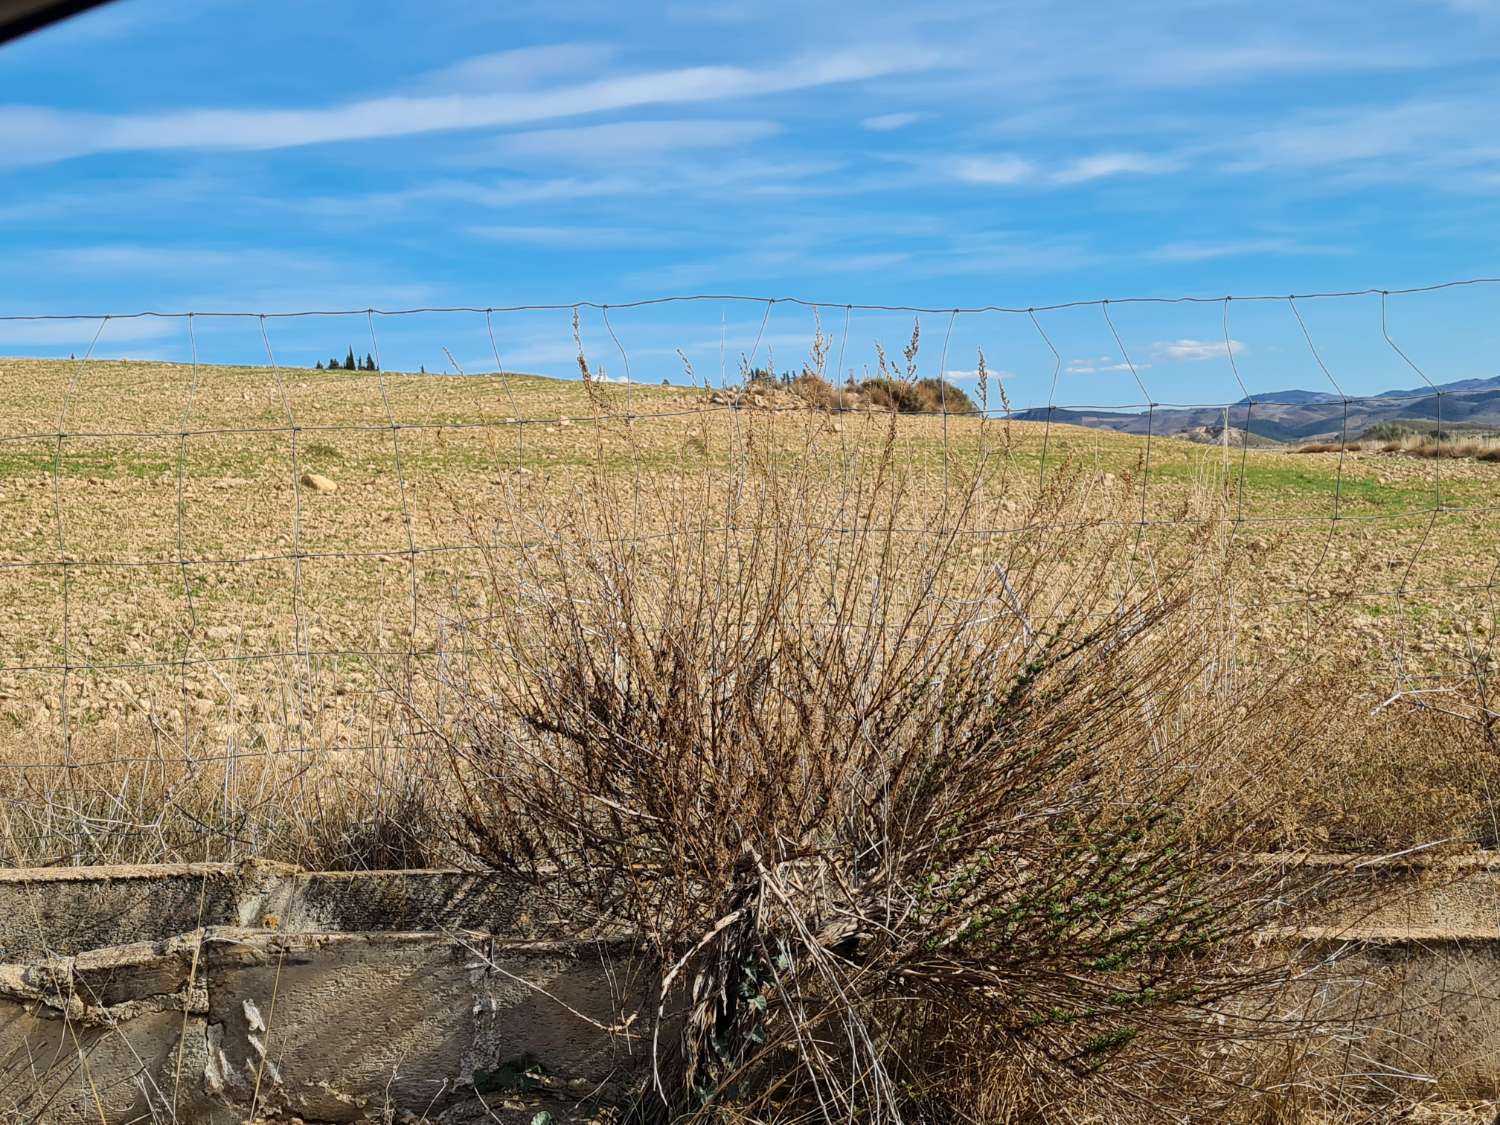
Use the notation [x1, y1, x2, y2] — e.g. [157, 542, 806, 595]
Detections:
[421, 44, 621, 91]
[948, 150, 1174, 187]
[1227, 97, 1500, 179]
[482, 118, 780, 161]
[1119, 43, 1425, 87]
[51, 245, 311, 272]
[1439, 0, 1500, 15]
[303, 154, 847, 220]
[0, 47, 943, 168]
[1052, 151, 1177, 184]
[1147, 238, 1341, 262]
[948, 155, 1036, 185]
[17, 244, 434, 315]
[467, 224, 664, 248]
[1065, 359, 1150, 374]
[1153, 339, 1245, 362]
[862, 112, 926, 132]
[0, 317, 179, 348]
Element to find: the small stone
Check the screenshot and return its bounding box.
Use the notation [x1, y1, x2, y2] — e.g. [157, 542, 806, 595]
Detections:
[300, 472, 337, 494]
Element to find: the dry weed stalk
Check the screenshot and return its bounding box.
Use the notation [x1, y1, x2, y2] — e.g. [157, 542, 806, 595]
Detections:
[424, 341, 1366, 1122]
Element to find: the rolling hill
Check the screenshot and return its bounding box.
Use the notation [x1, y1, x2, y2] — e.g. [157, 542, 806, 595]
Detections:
[1014, 374, 1500, 443]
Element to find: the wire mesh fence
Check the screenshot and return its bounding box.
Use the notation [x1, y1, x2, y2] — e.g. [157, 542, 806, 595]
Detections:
[0, 281, 1497, 865]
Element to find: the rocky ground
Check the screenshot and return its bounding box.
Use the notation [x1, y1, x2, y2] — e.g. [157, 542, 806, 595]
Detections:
[0, 356, 1496, 853]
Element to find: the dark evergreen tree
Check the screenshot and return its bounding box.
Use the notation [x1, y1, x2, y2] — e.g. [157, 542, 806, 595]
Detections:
[344, 347, 357, 371]
[364, 353, 376, 371]
[330, 357, 342, 371]
[315, 360, 324, 370]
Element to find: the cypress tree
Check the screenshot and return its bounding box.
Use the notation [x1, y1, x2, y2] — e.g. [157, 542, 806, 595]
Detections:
[344, 347, 357, 371]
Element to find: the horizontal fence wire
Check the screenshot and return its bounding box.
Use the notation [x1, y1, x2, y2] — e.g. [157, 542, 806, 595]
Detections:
[0, 282, 1495, 824]
[2, 273, 1500, 320]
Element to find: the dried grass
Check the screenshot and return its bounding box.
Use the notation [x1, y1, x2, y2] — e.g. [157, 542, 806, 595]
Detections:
[413, 337, 1453, 1122]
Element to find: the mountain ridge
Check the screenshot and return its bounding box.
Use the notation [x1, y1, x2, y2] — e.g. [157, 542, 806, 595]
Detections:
[1018, 373, 1500, 443]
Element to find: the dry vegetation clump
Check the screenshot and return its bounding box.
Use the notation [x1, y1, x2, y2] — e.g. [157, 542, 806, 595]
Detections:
[414, 352, 1404, 1122]
[0, 731, 451, 869]
[1295, 434, 1500, 460]
[1294, 440, 1363, 454]
[855, 374, 977, 414]
[788, 371, 855, 411]
[1340, 424, 1500, 461]
[1, 340, 1497, 1116]
[1382, 434, 1500, 461]
[1186, 649, 1500, 852]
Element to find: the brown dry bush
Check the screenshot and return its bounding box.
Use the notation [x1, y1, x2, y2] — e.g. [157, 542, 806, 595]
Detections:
[0, 717, 451, 870]
[787, 371, 852, 411]
[1373, 433, 1500, 460]
[1240, 658, 1500, 851]
[858, 375, 977, 414]
[419, 374, 1379, 1122]
[1294, 441, 1362, 454]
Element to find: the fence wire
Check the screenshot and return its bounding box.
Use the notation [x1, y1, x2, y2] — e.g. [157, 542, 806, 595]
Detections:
[0, 282, 1496, 860]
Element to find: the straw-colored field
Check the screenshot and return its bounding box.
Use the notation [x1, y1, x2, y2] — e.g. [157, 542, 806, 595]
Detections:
[0, 356, 1496, 863]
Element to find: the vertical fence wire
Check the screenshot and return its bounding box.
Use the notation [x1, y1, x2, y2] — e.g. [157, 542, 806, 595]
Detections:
[0, 282, 1493, 799]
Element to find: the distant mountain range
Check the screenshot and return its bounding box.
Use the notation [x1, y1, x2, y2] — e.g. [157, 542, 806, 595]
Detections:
[1014, 374, 1500, 443]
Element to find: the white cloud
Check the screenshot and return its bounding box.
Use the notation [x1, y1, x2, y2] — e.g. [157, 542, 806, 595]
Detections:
[12, 244, 434, 315]
[422, 44, 621, 91]
[50, 245, 325, 274]
[1065, 360, 1151, 374]
[1122, 43, 1421, 87]
[1227, 98, 1498, 178]
[485, 118, 780, 160]
[1148, 238, 1336, 262]
[321, 153, 846, 218]
[0, 46, 943, 168]
[947, 150, 1175, 188]
[1051, 151, 1176, 184]
[0, 317, 179, 347]
[949, 155, 1036, 185]
[862, 112, 925, 132]
[466, 224, 661, 248]
[1153, 339, 1246, 362]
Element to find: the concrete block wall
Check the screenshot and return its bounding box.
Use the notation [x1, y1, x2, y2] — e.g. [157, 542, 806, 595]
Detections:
[0, 859, 1497, 1122]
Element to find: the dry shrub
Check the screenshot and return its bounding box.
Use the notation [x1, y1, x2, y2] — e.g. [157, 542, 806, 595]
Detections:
[1294, 441, 1362, 454]
[0, 716, 450, 870]
[1267, 657, 1500, 851]
[1374, 434, 1500, 460]
[788, 371, 851, 411]
[425, 392, 1365, 1122]
[858, 375, 977, 414]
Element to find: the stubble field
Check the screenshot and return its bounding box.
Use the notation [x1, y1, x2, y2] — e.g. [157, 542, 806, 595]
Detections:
[0, 355, 1496, 864]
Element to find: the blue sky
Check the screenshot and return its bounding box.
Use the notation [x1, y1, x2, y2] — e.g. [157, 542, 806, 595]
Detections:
[3, 0, 1500, 406]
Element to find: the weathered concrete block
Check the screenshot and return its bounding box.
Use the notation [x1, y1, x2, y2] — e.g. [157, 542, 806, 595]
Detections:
[0, 927, 640, 1124]
[0, 857, 1498, 1121]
